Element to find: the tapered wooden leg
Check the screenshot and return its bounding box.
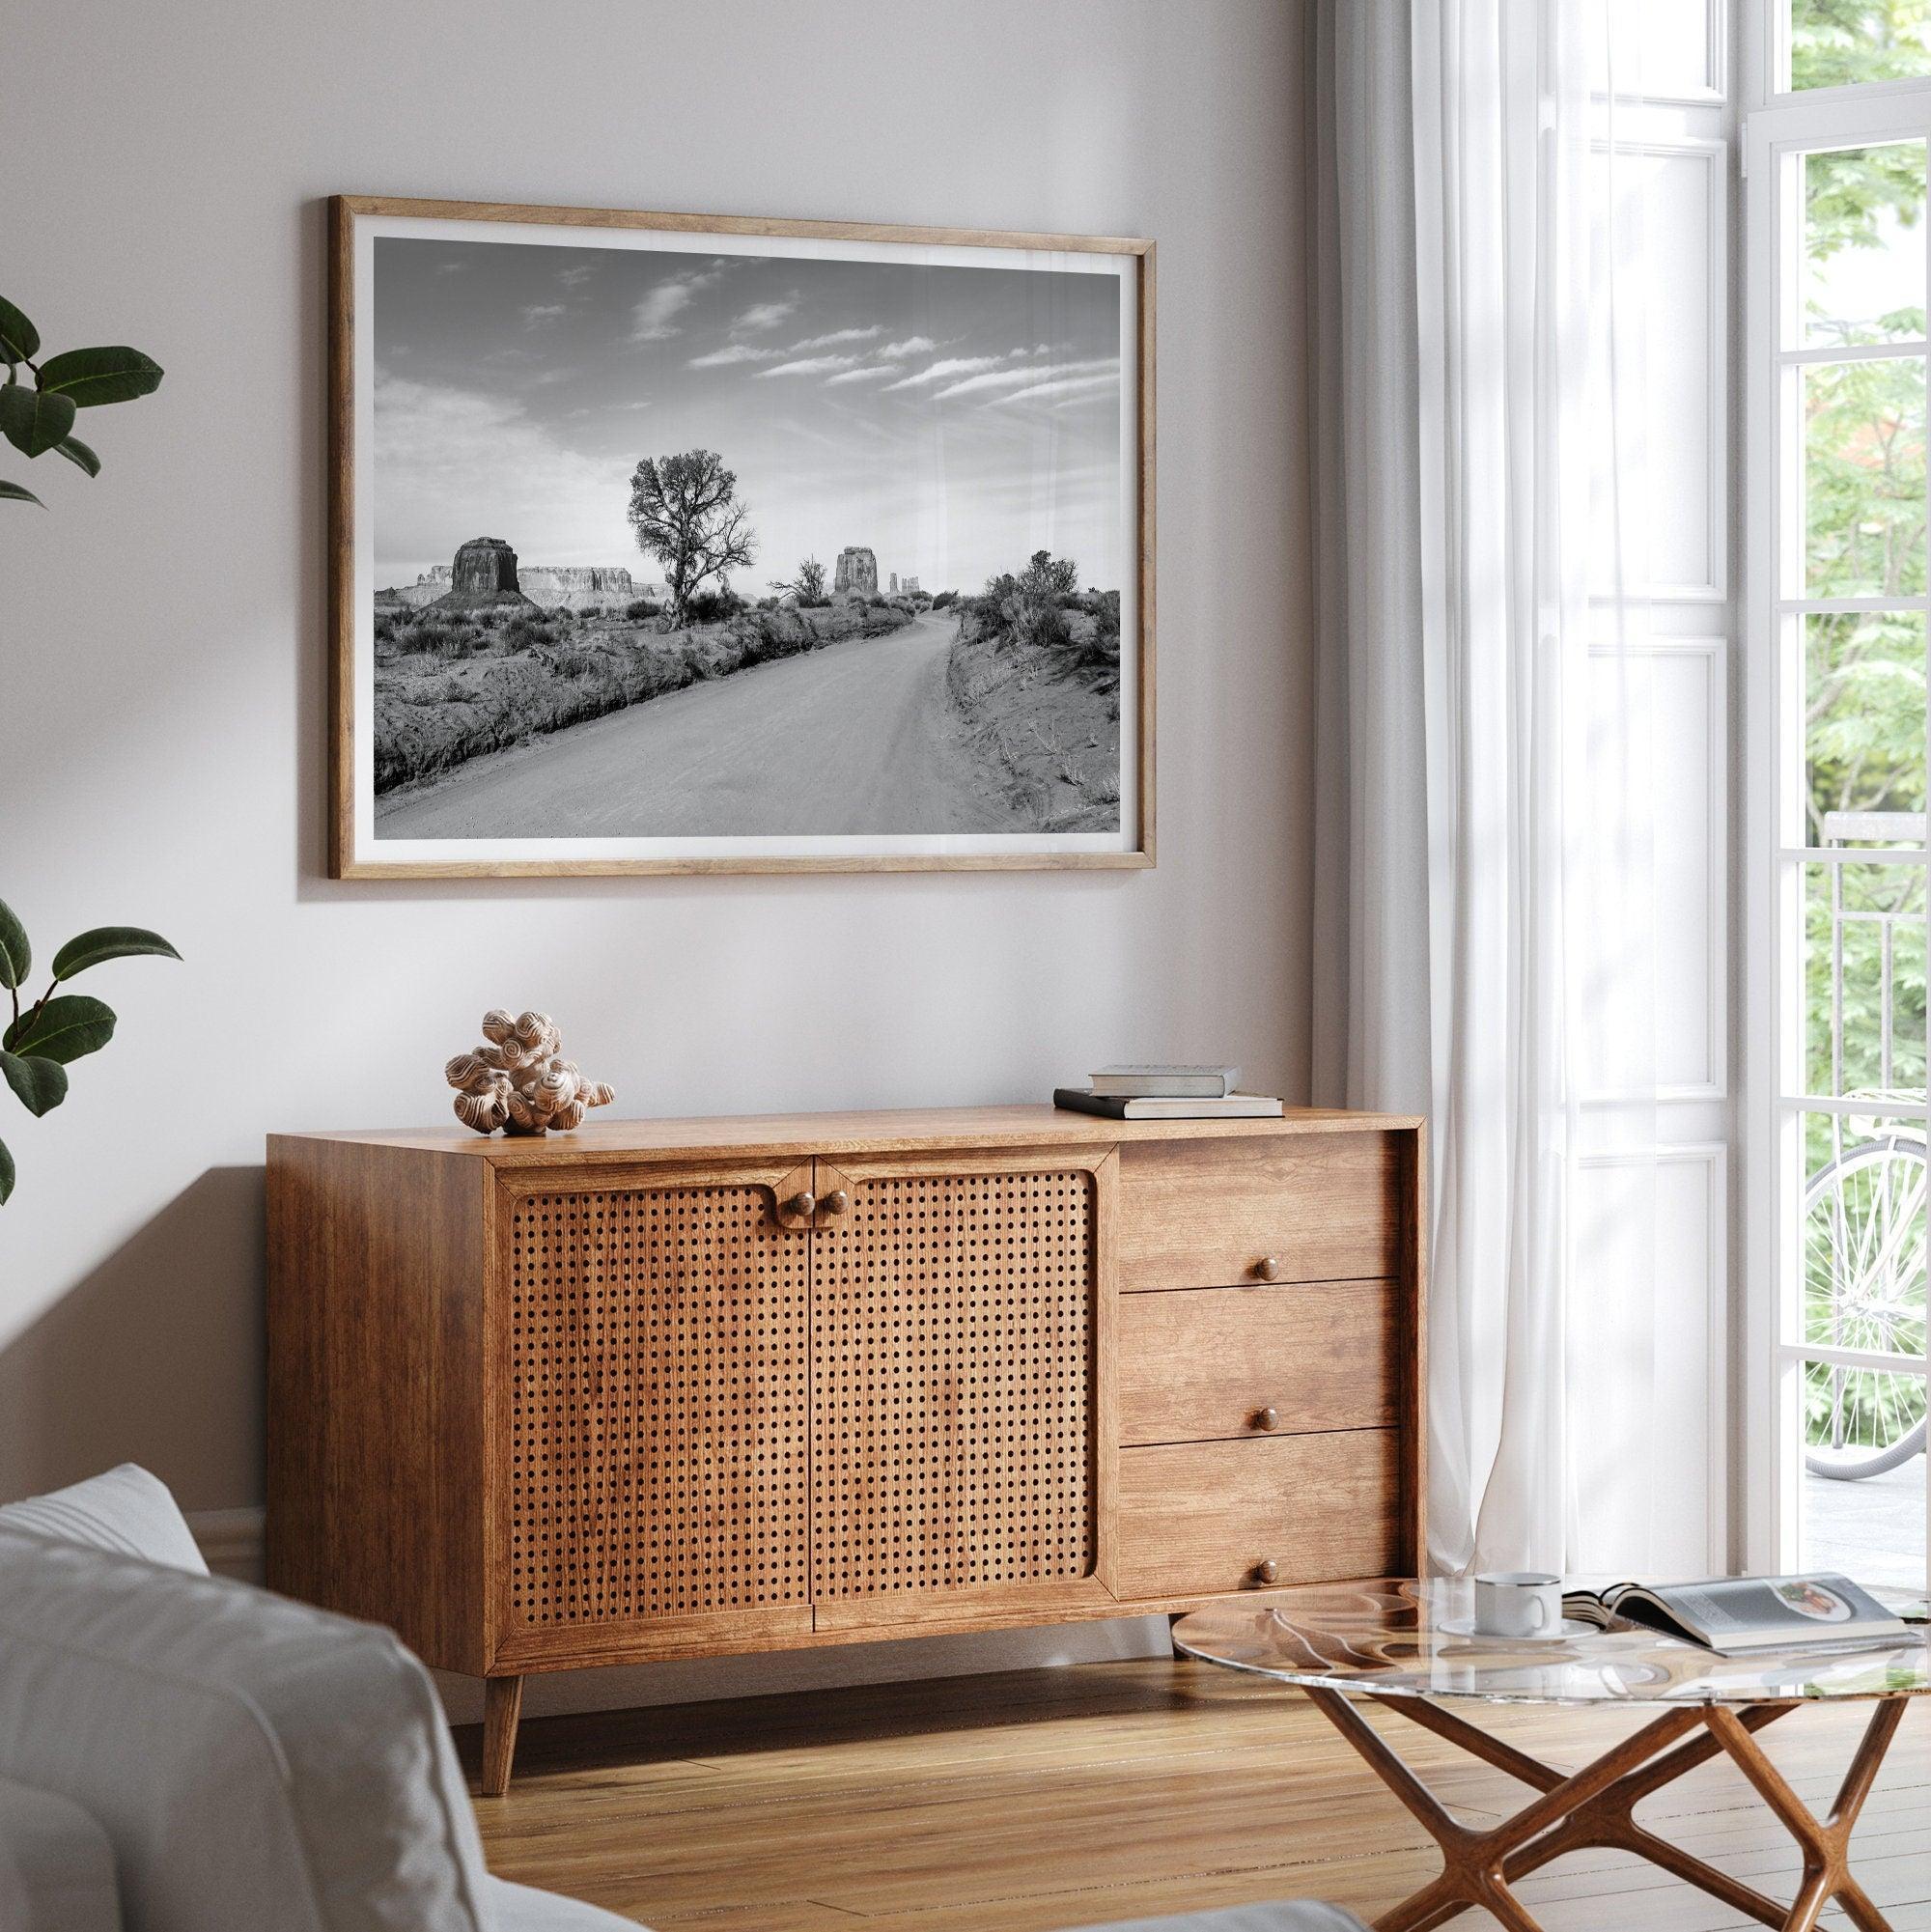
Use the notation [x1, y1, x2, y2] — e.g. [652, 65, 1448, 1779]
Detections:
[482, 1674, 524, 1798]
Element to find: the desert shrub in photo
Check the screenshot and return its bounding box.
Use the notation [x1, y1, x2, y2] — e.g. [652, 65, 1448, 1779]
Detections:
[548, 645, 604, 680]
[374, 593, 913, 793]
[685, 587, 745, 625]
[498, 612, 559, 654]
[406, 615, 470, 658]
[624, 597, 662, 620]
[942, 549, 1121, 833]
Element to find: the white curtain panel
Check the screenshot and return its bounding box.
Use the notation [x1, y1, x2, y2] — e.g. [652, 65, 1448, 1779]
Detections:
[1310, 0, 1664, 1576]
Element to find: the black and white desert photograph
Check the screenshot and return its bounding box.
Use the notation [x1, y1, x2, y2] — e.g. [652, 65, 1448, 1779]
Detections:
[343, 214, 1148, 872]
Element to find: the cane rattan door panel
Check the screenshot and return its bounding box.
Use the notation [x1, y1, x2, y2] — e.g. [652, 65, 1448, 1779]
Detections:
[505, 1176, 809, 1632]
[810, 1162, 1099, 1607]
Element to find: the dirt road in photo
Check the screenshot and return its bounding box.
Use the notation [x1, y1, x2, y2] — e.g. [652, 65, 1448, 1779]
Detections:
[375, 609, 1020, 839]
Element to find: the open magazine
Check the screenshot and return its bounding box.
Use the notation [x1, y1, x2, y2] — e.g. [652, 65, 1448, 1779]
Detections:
[1563, 1574, 1918, 1658]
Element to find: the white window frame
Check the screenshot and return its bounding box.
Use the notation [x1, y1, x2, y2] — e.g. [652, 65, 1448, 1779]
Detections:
[1743, 5, 1931, 1592]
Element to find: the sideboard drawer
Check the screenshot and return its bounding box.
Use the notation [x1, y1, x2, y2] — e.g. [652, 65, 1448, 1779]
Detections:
[1118, 1281, 1397, 1445]
[1117, 1134, 1402, 1291]
[1115, 1431, 1401, 1598]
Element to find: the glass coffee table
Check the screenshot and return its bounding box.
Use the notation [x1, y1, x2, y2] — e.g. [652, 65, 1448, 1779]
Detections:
[1173, 1579, 1929, 1932]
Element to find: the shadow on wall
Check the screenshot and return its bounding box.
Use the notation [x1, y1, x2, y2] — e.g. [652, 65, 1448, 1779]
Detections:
[0, 1166, 265, 1510]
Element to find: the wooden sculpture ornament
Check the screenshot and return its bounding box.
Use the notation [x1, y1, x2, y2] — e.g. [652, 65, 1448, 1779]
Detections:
[444, 1009, 614, 1135]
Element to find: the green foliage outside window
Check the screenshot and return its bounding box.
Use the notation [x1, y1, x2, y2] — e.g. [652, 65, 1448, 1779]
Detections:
[1791, 0, 1931, 92]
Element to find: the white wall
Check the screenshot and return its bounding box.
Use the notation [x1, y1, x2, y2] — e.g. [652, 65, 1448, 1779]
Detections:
[0, 0, 1313, 1715]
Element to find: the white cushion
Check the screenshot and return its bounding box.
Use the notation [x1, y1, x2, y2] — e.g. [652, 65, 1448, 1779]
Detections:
[0, 1463, 208, 1574]
[0, 1524, 491, 1931]
[483, 1875, 640, 1931]
[0, 1775, 122, 1932]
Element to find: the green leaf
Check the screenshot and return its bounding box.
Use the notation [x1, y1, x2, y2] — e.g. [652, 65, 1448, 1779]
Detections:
[0, 297, 39, 364]
[36, 347, 163, 409]
[5, 994, 116, 1064]
[0, 478, 44, 507]
[50, 926, 181, 980]
[0, 382, 76, 459]
[1, 1051, 68, 1117]
[0, 900, 28, 990]
[0, 1134, 14, 1206]
[53, 434, 99, 478]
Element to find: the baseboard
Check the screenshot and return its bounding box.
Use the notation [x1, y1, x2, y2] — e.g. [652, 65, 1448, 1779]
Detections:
[188, 1505, 1173, 1723]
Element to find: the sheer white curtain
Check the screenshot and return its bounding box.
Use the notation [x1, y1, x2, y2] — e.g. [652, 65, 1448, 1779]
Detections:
[1310, 0, 1663, 1576]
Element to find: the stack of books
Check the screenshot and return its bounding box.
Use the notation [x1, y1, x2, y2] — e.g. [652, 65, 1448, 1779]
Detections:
[1053, 1065, 1285, 1120]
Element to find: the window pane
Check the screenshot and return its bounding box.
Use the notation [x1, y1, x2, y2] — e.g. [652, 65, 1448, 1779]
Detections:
[1804, 860, 1927, 1096]
[1805, 613, 1927, 839]
[1804, 357, 1926, 597]
[1799, 1374, 1927, 1590]
[1791, 0, 1931, 91]
[1803, 145, 1927, 348]
[1802, 1128, 1928, 1354]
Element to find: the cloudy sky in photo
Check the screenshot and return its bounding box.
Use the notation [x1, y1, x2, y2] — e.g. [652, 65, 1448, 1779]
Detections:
[372, 236, 1125, 595]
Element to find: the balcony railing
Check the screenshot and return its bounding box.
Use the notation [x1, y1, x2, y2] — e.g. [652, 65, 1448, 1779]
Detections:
[1806, 809, 1928, 1490]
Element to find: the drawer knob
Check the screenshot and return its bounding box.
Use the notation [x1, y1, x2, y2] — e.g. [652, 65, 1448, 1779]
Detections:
[1254, 1255, 1281, 1280]
[1253, 1557, 1279, 1586]
[821, 1189, 850, 1217]
[786, 1190, 817, 1219]
[1254, 1406, 1279, 1432]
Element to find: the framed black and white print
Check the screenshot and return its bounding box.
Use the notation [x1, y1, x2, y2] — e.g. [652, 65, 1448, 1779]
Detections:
[327, 196, 1154, 878]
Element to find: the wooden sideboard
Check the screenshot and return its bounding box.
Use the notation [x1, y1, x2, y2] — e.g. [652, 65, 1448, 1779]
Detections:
[266, 1105, 1425, 1792]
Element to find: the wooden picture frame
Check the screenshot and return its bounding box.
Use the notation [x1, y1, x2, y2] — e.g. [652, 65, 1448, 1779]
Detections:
[328, 195, 1156, 878]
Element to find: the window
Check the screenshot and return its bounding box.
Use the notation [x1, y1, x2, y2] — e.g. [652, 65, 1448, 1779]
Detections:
[1749, 0, 1931, 1598]
[1783, 0, 1931, 92]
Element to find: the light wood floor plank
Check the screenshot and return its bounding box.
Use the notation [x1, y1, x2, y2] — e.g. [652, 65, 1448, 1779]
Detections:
[464, 1659, 1929, 1930]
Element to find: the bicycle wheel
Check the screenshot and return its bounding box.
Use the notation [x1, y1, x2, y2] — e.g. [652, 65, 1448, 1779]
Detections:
[1801, 1134, 1929, 1481]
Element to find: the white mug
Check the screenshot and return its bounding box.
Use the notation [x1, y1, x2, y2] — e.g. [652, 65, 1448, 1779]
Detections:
[1471, 1571, 1563, 1639]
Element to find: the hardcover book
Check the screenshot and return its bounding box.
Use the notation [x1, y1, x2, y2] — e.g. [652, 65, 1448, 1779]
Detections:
[1089, 1064, 1240, 1097]
[1054, 1087, 1283, 1120]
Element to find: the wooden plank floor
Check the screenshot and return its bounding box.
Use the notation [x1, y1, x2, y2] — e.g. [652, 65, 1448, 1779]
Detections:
[462, 1660, 1931, 1931]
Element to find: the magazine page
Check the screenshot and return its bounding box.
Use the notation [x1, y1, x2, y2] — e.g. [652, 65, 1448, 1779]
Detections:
[1652, 1575, 1903, 1646]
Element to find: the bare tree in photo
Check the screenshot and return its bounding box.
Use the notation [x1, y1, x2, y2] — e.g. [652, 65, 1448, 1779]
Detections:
[770, 554, 828, 605]
[627, 449, 756, 627]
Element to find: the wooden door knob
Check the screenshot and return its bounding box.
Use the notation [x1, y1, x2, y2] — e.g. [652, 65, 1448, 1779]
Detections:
[1254, 1406, 1279, 1432]
[786, 1190, 817, 1219]
[821, 1189, 850, 1217]
[1253, 1557, 1279, 1585]
[1254, 1255, 1281, 1280]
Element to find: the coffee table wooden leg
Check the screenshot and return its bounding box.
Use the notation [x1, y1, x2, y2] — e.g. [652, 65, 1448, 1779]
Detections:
[1703, 1699, 1907, 1932]
[1840, 1875, 1897, 1932]
[1301, 1688, 1910, 1932]
[1501, 1702, 1802, 1928]
[1381, 1694, 1801, 1924]
[1301, 1688, 1702, 1932]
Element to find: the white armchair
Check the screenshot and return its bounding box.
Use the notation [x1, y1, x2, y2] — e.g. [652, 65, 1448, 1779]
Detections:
[0, 1465, 632, 1932]
[0, 1467, 1361, 1932]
